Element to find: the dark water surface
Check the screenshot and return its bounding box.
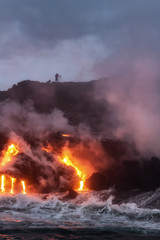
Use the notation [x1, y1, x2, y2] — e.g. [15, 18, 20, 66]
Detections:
[0, 190, 159, 239]
[0, 228, 160, 240]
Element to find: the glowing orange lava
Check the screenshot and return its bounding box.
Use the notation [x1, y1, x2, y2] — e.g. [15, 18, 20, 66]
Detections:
[1, 144, 19, 167]
[62, 134, 71, 138]
[21, 181, 26, 194]
[10, 177, 15, 194]
[0, 175, 27, 194]
[79, 180, 84, 191]
[42, 145, 53, 153]
[42, 144, 86, 190]
[1, 175, 5, 192]
[60, 155, 86, 191]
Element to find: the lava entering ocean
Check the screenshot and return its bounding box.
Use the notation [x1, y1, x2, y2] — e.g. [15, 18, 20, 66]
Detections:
[0, 137, 91, 195]
[60, 155, 86, 191]
[0, 174, 26, 194]
[0, 143, 27, 194]
[42, 142, 88, 191]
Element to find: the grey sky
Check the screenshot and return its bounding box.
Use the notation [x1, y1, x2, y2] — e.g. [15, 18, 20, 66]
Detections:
[0, 0, 160, 89]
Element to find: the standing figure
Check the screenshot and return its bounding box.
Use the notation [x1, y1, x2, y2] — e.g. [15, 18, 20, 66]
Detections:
[55, 73, 61, 82]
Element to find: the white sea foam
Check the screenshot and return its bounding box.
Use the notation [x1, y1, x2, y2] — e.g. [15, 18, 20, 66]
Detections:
[0, 190, 159, 233]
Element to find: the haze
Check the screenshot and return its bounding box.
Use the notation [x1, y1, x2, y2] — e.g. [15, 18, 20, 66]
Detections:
[0, 0, 159, 89]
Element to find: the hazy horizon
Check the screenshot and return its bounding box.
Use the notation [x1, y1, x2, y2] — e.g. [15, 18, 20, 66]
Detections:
[0, 0, 160, 89]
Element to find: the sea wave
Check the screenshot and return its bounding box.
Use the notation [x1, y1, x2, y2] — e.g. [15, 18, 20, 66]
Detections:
[0, 189, 159, 235]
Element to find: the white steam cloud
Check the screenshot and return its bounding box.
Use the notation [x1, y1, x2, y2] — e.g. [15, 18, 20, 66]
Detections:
[97, 57, 160, 156]
[0, 100, 74, 138]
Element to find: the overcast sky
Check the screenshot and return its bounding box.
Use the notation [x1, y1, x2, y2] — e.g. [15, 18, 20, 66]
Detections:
[0, 0, 160, 90]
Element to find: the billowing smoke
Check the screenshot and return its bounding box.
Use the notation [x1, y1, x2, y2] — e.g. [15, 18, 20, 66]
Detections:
[0, 100, 74, 192]
[0, 100, 74, 138]
[0, 75, 160, 194]
[0, 99, 108, 193]
[95, 58, 160, 157]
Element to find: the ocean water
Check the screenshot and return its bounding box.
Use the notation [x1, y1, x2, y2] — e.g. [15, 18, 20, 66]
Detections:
[0, 190, 159, 239]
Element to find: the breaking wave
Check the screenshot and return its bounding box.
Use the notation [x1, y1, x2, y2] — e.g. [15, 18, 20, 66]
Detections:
[0, 189, 160, 236]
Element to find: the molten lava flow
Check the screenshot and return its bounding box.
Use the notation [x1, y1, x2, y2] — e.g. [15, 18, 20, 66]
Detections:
[42, 147, 50, 153]
[10, 177, 15, 194]
[79, 180, 84, 191]
[7, 144, 19, 156]
[0, 175, 27, 194]
[1, 144, 19, 167]
[0, 144, 27, 195]
[42, 144, 53, 153]
[1, 175, 5, 192]
[21, 181, 26, 194]
[62, 134, 71, 138]
[63, 157, 82, 177]
[61, 155, 86, 191]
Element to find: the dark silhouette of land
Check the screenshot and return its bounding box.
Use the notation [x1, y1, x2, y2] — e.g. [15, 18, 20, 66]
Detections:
[0, 79, 160, 193]
[0, 79, 113, 133]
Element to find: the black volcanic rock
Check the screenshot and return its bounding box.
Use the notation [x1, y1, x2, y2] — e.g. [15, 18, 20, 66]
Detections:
[1, 79, 160, 193]
[0, 79, 114, 133]
[85, 172, 108, 190]
[86, 157, 160, 192]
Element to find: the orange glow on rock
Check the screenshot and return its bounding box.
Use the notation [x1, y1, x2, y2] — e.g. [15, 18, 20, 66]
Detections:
[1, 144, 19, 167]
[79, 180, 84, 191]
[1, 175, 5, 192]
[0, 144, 27, 195]
[62, 134, 71, 137]
[10, 177, 15, 194]
[60, 153, 86, 191]
[42, 144, 53, 153]
[21, 180, 26, 194]
[0, 175, 27, 194]
[62, 156, 83, 178]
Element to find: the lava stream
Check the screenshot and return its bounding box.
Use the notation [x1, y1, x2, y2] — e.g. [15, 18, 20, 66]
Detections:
[21, 181, 26, 194]
[10, 177, 15, 194]
[0, 175, 27, 194]
[1, 175, 5, 192]
[1, 144, 19, 167]
[61, 156, 86, 191]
